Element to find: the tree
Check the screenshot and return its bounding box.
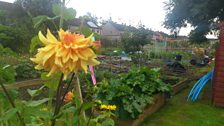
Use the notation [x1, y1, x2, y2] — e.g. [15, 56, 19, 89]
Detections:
[122, 26, 151, 53]
[164, 0, 224, 42]
[0, 2, 35, 52]
[15, 0, 61, 17]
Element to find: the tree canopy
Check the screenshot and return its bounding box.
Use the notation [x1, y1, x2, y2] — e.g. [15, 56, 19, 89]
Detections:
[164, 0, 224, 42]
[15, 0, 61, 17]
[122, 26, 151, 53]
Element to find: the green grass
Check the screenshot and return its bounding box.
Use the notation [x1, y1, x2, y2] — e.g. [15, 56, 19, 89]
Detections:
[141, 81, 224, 126]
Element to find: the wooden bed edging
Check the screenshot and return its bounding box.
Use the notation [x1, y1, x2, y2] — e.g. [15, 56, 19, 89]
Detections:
[172, 78, 191, 94]
[0, 79, 44, 90]
[115, 93, 165, 126]
[171, 72, 206, 95]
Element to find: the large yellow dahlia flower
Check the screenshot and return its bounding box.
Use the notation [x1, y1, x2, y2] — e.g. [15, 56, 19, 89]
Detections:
[31, 29, 100, 80]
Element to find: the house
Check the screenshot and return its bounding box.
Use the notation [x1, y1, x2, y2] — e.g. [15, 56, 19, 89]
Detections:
[66, 18, 101, 34]
[151, 31, 171, 42]
[101, 22, 126, 42]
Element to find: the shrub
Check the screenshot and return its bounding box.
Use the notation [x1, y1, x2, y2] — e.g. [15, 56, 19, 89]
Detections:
[14, 60, 41, 81]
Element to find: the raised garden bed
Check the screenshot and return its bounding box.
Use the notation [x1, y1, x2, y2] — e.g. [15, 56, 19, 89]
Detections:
[115, 93, 165, 126]
[172, 78, 191, 94]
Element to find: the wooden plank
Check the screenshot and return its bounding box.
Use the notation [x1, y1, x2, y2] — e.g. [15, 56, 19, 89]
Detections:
[172, 78, 190, 94]
[0, 79, 44, 90]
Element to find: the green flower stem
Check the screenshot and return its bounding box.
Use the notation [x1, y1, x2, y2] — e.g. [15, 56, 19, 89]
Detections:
[75, 74, 86, 121]
[59, 73, 75, 107]
[51, 73, 75, 126]
[45, 82, 55, 125]
[59, 0, 66, 29]
[0, 81, 26, 126]
[51, 74, 64, 126]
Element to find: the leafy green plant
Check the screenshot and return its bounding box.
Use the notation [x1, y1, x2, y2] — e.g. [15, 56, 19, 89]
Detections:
[0, 65, 16, 84]
[96, 66, 170, 119]
[14, 60, 41, 80]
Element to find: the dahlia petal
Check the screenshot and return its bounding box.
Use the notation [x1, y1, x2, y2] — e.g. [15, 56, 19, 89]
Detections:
[42, 49, 56, 65]
[38, 45, 55, 52]
[35, 65, 43, 70]
[38, 31, 51, 45]
[70, 53, 78, 61]
[68, 60, 75, 71]
[80, 48, 96, 58]
[88, 58, 100, 66]
[47, 65, 58, 77]
[80, 60, 88, 73]
[58, 29, 65, 41]
[76, 51, 88, 60]
[46, 29, 58, 43]
[55, 57, 63, 67]
[62, 50, 71, 63]
[56, 46, 65, 57]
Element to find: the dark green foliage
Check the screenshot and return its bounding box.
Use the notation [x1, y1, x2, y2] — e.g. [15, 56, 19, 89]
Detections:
[14, 60, 41, 80]
[96, 67, 170, 119]
[15, 0, 61, 17]
[122, 26, 151, 53]
[0, 44, 17, 56]
[164, 0, 224, 43]
[0, 65, 16, 84]
[0, 24, 34, 52]
[0, 5, 35, 52]
[0, 46, 16, 83]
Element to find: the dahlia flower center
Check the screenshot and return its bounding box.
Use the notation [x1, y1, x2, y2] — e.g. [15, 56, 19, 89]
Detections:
[63, 34, 75, 45]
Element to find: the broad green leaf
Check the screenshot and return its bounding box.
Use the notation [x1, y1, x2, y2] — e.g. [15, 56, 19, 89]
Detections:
[26, 98, 51, 107]
[63, 8, 76, 21]
[101, 118, 115, 126]
[41, 72, 61, 90]
[63, 106, 76, 113]
[32, 15, 58, 28]
[32, 15, 48, 28]
[27, 86, 44, 98]
[80, 26, 92, 36]
[53, 4, 76, 21]
[30, 36, 42, 53]
[81, 102, 93, 112]
[32, 110, 53, 119]
[27, 89, 39, 97]
[0, 108, 18, 122]
[52, 4, 61, 16]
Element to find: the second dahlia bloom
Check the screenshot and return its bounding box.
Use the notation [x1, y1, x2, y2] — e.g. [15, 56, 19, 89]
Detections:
[31, 29, 100, 80]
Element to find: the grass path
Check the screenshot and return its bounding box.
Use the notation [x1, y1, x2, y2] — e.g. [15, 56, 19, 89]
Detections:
[141, 81, 224, 126]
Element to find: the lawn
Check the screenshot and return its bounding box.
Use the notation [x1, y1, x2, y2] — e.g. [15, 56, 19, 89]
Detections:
[141, 81, 224, 126]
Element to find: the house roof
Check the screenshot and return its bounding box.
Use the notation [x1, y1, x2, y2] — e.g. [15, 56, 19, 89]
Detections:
[66, 18, 81, 26]
[66, 18, 100, 29]
[110, 22, 125, 31]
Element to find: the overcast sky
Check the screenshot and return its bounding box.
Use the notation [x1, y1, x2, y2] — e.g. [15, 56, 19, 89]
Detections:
[2, 0, 194, 36]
